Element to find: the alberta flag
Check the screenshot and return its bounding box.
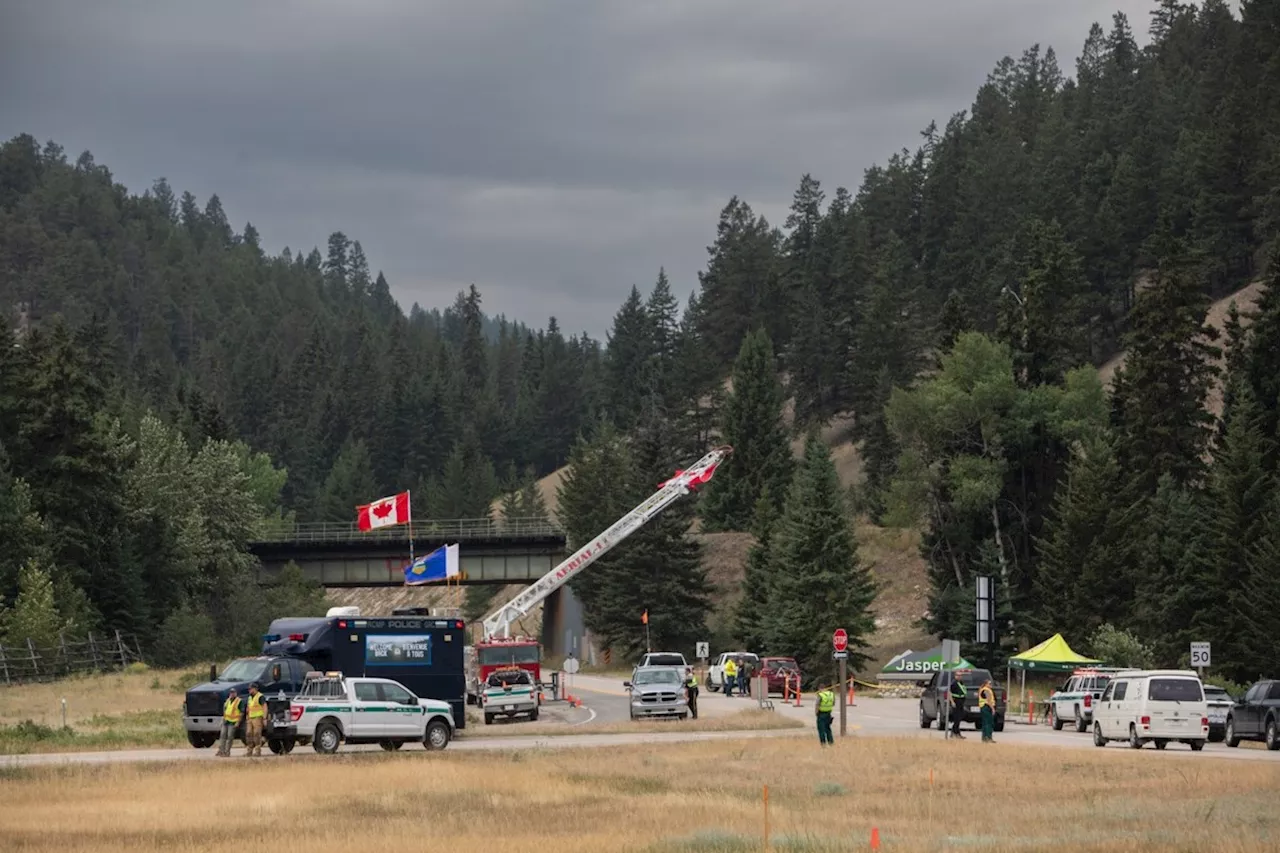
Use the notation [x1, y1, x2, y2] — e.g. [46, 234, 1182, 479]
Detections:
[403, 543, 460, 585]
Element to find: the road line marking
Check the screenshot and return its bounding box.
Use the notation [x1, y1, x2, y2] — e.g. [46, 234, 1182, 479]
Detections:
[570, 707, 598, 727]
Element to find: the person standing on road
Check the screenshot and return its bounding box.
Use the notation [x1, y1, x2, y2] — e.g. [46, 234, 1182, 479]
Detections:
[978, 679, 996, 743]
[948, 673, 967, 739]
[685, 671, 699, 719]
[723, 656, 738, 697]
[245, 683, 267, 756]
[815, 686, 835, 746]
[738, 656, 753, 696]
[218, 688, 242, 757]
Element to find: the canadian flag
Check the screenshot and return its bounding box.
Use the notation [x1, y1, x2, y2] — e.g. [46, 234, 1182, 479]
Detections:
[658, 459, 723, 491]
[356, 491, 410, 531]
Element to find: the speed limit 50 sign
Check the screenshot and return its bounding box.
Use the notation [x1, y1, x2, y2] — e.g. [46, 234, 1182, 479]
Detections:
[1190, 642, 1211, 668]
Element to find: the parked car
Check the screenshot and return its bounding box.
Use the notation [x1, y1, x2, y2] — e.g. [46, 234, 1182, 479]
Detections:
[624, 666, 690, 720]
[636, 652, 690, 679]
[918, 668, 1007, 732]
[1091, 670, 1208, 750]
[758, 657, 801, 695]
[281, 671, 454, 754]
[480, 667, 539, 725]
[1049, 669, 1117, 733]
[1203, 684, 1234, 742]
[1224, 679, 1280, 750]
[707, 652, 758, 692]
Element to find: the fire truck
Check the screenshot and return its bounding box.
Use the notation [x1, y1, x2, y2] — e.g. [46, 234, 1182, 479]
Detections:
[465, 445, 733, 699]
[466, 635, 542, 704]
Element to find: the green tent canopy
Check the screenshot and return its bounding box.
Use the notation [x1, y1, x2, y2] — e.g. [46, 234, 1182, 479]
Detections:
[1008, 633, 1101, 673]
[879, 645, 975, 681]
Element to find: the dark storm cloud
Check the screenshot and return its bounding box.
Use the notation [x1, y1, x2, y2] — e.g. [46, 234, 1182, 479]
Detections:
[1, 0, 1154, 336]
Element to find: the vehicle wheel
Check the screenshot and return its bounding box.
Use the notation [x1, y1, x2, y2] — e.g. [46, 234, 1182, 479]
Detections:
[1225, 717, 1240, 748]
[1129, 724, 1142, 749]
[424, 719, 451, 750]
[483, 713, 494, 725]
[1051, 707, 1064, 731]
[680, 713, 689, 721]
[313, 721, 341, 754]
[529, 706, 539, 722]
[1154, 739, 1167, 750]
[1189, 740, 1205, 752]
[1074, 708, 1088, 734]
[1266, 718, 1279, 751]
[918, 705, 931, 729]
[1093, 722, 1106, 747]
[379, 740, 402, 751]
[993, 715, 1005, 733]
[187, 731, 217, 749]
[267, 738, 295, 755]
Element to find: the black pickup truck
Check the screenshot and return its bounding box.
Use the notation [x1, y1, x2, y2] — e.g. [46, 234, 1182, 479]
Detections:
[182, 655, 313, 753]
[1225, 679, 1280, 750]
[918, 667, 1007, 732]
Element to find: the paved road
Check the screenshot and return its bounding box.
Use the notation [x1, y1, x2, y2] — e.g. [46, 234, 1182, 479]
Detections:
[6, 689, 1277, 769]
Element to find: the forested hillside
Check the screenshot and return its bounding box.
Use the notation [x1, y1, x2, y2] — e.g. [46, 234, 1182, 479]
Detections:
[3, 1, 1280, 679]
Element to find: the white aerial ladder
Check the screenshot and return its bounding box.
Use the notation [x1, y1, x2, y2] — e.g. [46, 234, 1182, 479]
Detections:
[480, 445, 733, 640]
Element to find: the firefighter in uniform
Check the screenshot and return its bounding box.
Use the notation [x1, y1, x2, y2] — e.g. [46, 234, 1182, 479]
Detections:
[978, 679, 996, 743]
[685, 671, 699, 719]
[948, 673, 967, 739]
[815, 686, 835, 746]
[723, 657, 738, 697]
[245, 683, 267, 756]
[217, 688, 242, 757]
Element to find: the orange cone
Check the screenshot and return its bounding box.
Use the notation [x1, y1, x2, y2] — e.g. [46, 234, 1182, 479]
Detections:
[870, 827, 881, 850]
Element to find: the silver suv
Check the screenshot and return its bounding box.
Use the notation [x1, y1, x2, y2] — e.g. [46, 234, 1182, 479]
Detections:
[624, 666, 689, 720]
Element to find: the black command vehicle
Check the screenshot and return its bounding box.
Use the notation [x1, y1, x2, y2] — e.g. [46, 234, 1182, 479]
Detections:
[261, 610, 468, 731]
[182, 655, 313, 752]
[918, 667, 1007, 733]
[1225, 679, 1280, 750]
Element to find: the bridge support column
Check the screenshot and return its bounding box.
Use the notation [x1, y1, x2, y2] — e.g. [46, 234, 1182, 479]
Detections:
[541, 584, 589, 661]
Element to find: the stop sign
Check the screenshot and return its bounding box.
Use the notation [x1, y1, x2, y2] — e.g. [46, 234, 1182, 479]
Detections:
[833, 628, 848, 652]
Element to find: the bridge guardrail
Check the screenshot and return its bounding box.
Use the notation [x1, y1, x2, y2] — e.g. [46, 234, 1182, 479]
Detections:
[250, 517, 564, 544]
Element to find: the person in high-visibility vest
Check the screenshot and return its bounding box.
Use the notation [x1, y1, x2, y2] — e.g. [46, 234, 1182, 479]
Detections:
[217, 688, 242, 757]
[948, 673, 967, 739]
[245, 683, 267, 756]
[978, 679, 997, 743]
[723, 657, 738, 697]
[815, 686, 835, 746]
[685, 672, 699, 719]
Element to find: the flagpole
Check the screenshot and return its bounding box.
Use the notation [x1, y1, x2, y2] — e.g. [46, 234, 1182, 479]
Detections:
[407, 490, 415, 566]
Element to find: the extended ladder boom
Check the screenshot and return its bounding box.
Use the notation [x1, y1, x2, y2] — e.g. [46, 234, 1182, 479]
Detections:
[481, 445, 733, 639]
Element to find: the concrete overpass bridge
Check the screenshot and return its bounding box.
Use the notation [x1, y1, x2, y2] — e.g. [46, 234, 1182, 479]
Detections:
[248, 518, 589, 659]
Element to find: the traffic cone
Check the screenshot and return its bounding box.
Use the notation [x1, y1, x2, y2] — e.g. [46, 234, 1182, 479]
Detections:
[870, 827, 881, 850]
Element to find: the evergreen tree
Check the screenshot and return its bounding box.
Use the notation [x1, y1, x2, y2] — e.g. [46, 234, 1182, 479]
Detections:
[604, 286, 651, 431]
[761, 434, 877, 680]
[0, 559, 67, 649]
[1246, 251, 1280, 464]
[313, 437, 379, 522]
[733, 487, 777, 650]
[700, 329, 792, 531]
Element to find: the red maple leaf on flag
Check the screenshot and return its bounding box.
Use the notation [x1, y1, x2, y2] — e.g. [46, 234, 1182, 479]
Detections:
[372, 501, 394, 519]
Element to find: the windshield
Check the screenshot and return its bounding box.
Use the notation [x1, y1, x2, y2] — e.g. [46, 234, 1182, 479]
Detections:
[478, 645, 539, 665]
[1203, 686, 1229, 700]
[957, 670, 994, 686]
[765, 659, 797, 670]
[217, 660, 269, 683]
[1148, 678, 1202, 702]
[634, 669, 681, 685]
[488, 670, 531, 687]
[646, 654, 684, 666]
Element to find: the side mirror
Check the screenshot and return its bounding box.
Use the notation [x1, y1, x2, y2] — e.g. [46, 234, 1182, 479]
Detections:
[209, 664, 217, 682]
[623, 681, 632, 689]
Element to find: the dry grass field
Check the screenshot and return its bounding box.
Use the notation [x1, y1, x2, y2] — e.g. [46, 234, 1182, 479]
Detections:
[3, 736, 1277, 852]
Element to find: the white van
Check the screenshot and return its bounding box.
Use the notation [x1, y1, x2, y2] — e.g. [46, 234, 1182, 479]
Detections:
[1091, 669, 1209, 751]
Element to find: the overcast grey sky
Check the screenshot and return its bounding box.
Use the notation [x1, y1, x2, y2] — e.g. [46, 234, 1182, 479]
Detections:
[1, 0, 1156, 338]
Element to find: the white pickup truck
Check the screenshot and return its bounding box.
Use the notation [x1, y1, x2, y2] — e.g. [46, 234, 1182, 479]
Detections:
[707, 652, 758, 692]
[283, 672, 455, 754]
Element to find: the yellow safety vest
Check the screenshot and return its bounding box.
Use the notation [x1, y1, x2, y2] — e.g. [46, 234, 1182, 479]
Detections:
[817, 690, 835, 712]
[247, 693, 265, 719]
[223, 697, 242, 723]
[687, 675, 698, 687]
[724, 660, 737, 676]
[979, 687, 995, 709]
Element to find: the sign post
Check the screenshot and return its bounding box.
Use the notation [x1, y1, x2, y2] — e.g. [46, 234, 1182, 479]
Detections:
[941, 639, 960, 737]
[1190, 641, 1210, 678]
[833, 628, 849, 736]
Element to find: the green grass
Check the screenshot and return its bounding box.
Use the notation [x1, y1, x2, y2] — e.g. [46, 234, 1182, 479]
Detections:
[0, 709, 186, 755]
